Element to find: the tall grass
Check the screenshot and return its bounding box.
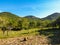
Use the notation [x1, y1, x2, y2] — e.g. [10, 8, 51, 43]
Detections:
[0, 27, 57, 39]
[0, 28, 40, 39]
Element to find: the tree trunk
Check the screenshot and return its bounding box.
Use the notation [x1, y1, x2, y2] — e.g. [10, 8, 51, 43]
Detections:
[7, 30, 9, 36]
[3, 31, 5, 35]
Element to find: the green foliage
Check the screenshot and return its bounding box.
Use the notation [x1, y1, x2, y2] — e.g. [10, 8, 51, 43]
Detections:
[0, 28, 40, 38]
[52, 17, 60, 28]
[0, 12, 56, 31]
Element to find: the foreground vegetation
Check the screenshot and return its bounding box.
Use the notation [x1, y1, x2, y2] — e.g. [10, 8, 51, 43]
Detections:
[0, 28, 40, 38]
[0, 12, 60, 45]
[0, 27, 60, 45]
[0, 27, 54, 38]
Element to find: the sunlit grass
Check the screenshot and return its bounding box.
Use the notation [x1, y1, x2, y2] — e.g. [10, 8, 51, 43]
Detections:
[0, 28, 40, 39]
[0, 27, 58, 39]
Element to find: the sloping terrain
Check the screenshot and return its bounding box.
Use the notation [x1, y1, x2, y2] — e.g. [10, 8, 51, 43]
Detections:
[42, 12, 60, 20]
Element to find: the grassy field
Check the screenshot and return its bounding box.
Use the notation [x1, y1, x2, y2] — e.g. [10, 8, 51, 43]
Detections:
[0, 28, 41, 39]
[0, 28, 60, 44]
[0, 27, 60, 40]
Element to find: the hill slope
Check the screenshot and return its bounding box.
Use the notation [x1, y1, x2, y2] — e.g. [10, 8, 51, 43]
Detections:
[42, 12, 60, 20]
[0, 12, 21, 28]
[24, 15, 41, 21]
[0, 12, 20, 18]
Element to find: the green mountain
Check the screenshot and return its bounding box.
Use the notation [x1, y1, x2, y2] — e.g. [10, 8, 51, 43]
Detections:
[24, 13, 60, 21]
[0, 12, 42, 30]
[42, 12, 60, 20]
[0, 12, 60, 30]
[24, 15, 38, 18]
[0, 12, 20, 18]
[24, 15, 41, 21]
[0, 12, 21, 28]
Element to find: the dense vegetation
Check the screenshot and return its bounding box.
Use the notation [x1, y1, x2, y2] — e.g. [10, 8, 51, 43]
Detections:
[0, 12, 51, 30]
[0, 12, 60, 37]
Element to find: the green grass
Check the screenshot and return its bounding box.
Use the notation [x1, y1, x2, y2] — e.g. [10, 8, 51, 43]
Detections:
[0, 27, 59, 39]
[0, 28, 41, 39]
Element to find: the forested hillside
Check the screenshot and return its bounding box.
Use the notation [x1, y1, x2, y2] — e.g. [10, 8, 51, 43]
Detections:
[42, 12, 60, 20]
[0, 12, 51, 31]
[0, 12, 60, 31]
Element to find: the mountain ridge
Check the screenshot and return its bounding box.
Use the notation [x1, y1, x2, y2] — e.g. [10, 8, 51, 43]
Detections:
[42, 12, 60, 20]
[0, 12, 60, 20]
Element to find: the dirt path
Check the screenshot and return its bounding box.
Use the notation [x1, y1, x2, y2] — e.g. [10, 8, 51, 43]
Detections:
[0, 35, 50, 45]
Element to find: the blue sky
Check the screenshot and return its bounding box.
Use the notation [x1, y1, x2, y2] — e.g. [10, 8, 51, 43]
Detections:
[0, 0, 60, 18]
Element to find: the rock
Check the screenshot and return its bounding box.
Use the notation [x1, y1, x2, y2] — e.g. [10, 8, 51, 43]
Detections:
[20, 37, 27, 42]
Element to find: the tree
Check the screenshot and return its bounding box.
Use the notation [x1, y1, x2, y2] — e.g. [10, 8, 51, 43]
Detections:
[6, 22, 13, 36]
[54, 17, 60, 28]
[36, 21, 41, 28]
[17, 20, 22, 30]
[22, 18, 29, 29]
[1, 27, 6, 35]
[29, 21, 35, 28]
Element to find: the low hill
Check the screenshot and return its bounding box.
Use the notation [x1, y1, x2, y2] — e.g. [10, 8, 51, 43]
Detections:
[0, 12, 22, 28]
[42, 12, 60, 20]
[24, 15, 41, 20]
